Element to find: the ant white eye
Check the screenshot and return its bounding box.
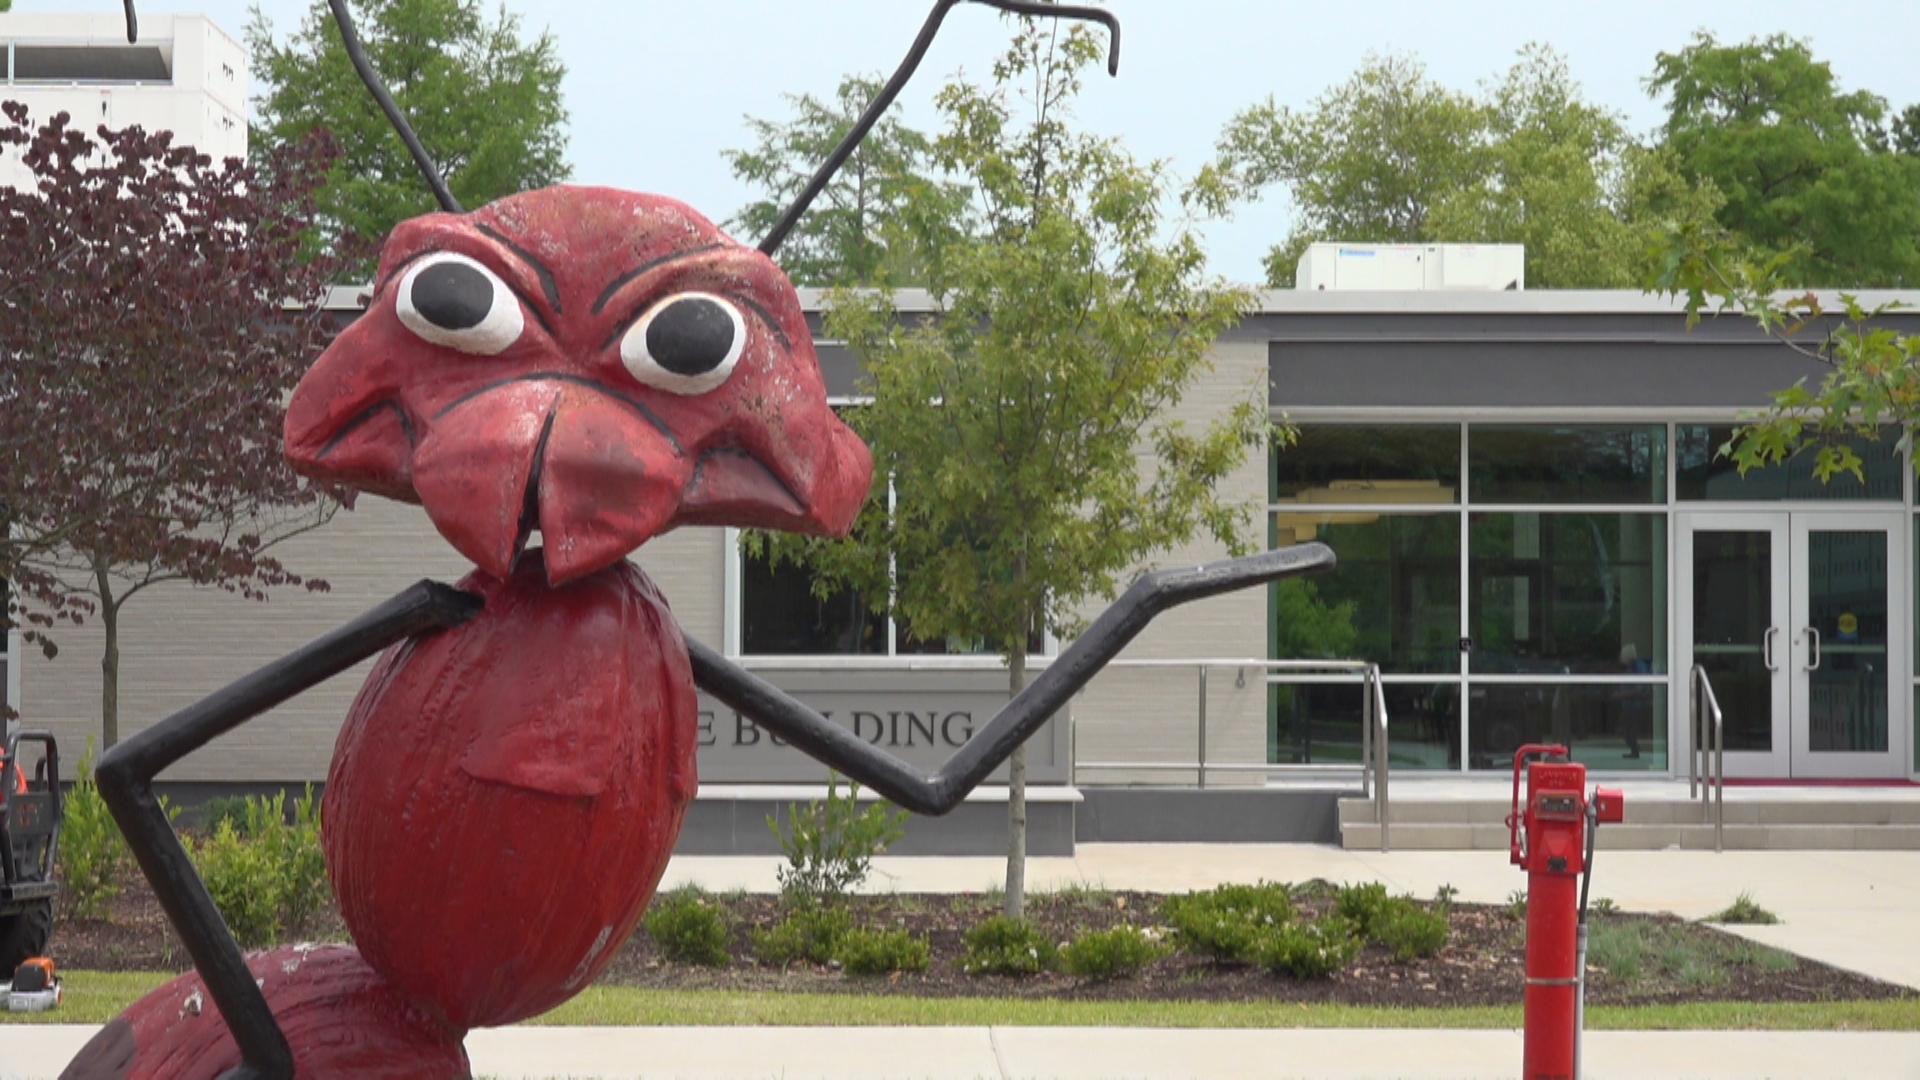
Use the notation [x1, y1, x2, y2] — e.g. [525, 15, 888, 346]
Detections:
[621, 292, 746, 395]
[396, 252, 524, 355]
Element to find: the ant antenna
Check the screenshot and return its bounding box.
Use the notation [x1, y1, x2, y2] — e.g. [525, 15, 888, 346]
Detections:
[756, 0, 1121, 257]
[326, 0, 463, 214]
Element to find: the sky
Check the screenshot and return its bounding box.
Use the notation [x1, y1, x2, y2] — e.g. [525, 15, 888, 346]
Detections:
[15, 0, 1920, 285]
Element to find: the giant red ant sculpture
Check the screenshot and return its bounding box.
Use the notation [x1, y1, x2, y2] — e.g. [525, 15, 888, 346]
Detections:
[64, 3, 1334, 1077]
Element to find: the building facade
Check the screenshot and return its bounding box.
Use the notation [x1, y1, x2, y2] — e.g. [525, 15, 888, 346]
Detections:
[0, 11, 245, 190]
[22, 284, 1920, 807]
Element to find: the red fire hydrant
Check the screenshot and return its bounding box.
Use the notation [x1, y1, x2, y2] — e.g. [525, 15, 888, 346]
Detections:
[1507, 744, 1624, 1080]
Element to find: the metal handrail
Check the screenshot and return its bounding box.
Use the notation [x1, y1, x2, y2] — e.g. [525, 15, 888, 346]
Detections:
[1689, 665, 1724, 852]
[1072, 657, 1390, 850]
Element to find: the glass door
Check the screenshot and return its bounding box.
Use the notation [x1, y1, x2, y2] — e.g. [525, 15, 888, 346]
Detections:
[1790, 512, 1906, 778]
[1680, 514, 1790, 776]
[1679, 511, 1908, 779]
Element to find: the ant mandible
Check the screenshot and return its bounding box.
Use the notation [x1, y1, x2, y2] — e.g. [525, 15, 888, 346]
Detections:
[65, 3, 1334, 1077]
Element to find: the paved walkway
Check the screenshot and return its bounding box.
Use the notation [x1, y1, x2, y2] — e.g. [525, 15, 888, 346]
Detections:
[5, 844, 1918, 1079]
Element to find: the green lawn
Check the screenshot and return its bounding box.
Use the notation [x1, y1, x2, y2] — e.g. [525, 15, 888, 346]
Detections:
[7, 974, 1916, 1032]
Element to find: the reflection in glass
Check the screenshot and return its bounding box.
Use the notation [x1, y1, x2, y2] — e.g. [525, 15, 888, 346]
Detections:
[1468, 513, 1667, 675]
[1692, 531, 1775, 752]
[741, 552, 884, 655]
[1271, 514, 1460, 674]
[1469, 425, 1666, 505]
[1271, 426, 1459, 503]
[1467, 684, 1667, 771]
[1270, 681, 1459, 770]
[1676, 426, 1901, 502]
[1806, 530, 1889, 753]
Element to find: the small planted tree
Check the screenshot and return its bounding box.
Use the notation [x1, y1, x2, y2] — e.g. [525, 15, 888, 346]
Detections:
[749, 20, 1261, 918]
[0, 105, 349, 744]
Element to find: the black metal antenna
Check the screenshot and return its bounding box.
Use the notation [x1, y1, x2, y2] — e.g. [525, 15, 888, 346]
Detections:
[123, 0, 138, 43]
[326, 0, 463, 214]
[756, 0, 1121, 257]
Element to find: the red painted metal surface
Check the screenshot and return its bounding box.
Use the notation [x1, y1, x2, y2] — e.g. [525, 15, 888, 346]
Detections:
[284, 186, 872, 584]
[325, 554, 699, 1030]
[60, 944, 468, 1079]
[1511, 746, 1587, 1080]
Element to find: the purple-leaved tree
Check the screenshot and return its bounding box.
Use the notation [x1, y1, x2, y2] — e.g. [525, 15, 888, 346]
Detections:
[0, 103, 354, 744]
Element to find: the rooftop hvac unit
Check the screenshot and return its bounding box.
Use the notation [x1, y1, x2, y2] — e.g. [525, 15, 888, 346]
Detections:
[1295, 243, 1525, 291]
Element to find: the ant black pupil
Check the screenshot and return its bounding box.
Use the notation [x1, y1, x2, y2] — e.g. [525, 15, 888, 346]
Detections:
[646, 297, 735, 375]
[412, 262, 494, 330]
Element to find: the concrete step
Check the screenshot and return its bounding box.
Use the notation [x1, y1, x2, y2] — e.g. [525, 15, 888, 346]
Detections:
[1339, 796, 1920, 828]
[1340, 820, 1920, 851]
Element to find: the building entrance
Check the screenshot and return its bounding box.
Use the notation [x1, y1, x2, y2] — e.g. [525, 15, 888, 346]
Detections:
[1679, 511, 1909, 778]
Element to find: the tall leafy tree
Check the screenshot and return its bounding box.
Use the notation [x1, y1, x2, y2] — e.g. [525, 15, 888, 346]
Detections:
[1212, 53, 1487, 285]
[0, 104, 348, 743]
[725, 74, 965, 287]
[1214, 47, 1719, 288]
[247, 0, 569, 265]
[748, 22, 1262, 917]
[1649, 32, 1920, 287]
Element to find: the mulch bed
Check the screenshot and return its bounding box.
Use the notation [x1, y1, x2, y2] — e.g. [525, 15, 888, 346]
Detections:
[47, 877, 1910, 1010]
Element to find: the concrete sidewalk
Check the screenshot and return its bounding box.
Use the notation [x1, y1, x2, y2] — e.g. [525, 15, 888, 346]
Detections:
[6, 843, 1917, 1078]
[5, 1025, 1920, 1079]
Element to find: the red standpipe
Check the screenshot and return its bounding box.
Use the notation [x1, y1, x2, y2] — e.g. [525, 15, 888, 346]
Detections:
[1506, 745, 1623, 1080]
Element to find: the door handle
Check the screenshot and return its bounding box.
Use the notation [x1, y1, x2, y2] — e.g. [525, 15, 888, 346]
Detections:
[1763, 626, 1779, 672]
[1804, 627, 1821, 672]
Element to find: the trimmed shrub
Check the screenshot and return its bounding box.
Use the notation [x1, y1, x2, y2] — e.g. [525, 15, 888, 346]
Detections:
[1374, 903, 1449, 960]
[1256, 917, 1362, 979]
[751, 904, 853, 966]
[1160, 881, 1294, 962]
[837, 927, 929, 975]
[644, 889, 732, 967]
[57, 742, 127, 921]
[191, 820, 284, 949]
[1331, 882, 1392, 936]
[1060, 925, 1165, 979]
[960, 915, 1057, 976]
[768, 774, 906, 905]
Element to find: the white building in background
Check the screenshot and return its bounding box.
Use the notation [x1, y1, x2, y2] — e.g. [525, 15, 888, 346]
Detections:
[0, 11, 246, 191]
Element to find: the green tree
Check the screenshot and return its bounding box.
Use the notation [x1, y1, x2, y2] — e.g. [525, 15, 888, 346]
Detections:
[1649, 32, 1920, 287]
[1213, 53, 1487, 285]
[747, 22, 1262, 918]
[725, 74, 964, 287]
[1214, 47, 1719, 288]
[1656, 224, 1920, 482]
[247, 0, 570, 264]
[1429, 46, 1720, 290]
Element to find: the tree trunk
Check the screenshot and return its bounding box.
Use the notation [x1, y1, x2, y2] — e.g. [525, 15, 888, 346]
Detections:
[93, 550, 119, 748]
[1004, 644, 1028, 920]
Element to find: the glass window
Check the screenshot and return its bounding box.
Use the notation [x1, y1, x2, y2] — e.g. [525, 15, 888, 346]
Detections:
[1676, 425, 1902, 501]
[1467, 683, 1667, 772]
[1469, 425, 1666, 505]
[1272, 513, 1460, 674]
[740, 551, 884, 655]
[1270, 682, 1459, 770]
[1272, 426, 1458, 504]
[1468, 513, 1668, 675]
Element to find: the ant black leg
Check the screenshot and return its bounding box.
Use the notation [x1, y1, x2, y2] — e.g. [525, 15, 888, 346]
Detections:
[93, 581, 482, 1080]
[688, 544, 1335, 815]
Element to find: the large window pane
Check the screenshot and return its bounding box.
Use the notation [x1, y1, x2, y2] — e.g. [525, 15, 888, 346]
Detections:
[741, 552, 884, 655]
[1272, 425, 1459, 504]
[1676, 425, 1901, 501]
[1469, 425, 1666, 505]
[1469, 513, 1667, 674]
[1270, 681, 1458, 770]
[1468, 684, 1667, 771]
[1272, 513, 1460, 674]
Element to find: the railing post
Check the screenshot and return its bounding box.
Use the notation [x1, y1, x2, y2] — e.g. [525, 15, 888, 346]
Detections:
[1196, 665, 1208, 791]
[1360, 671, 1373, 801]
[1689, 672, 1699, 801]
[1374, 668, 1389, 854]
